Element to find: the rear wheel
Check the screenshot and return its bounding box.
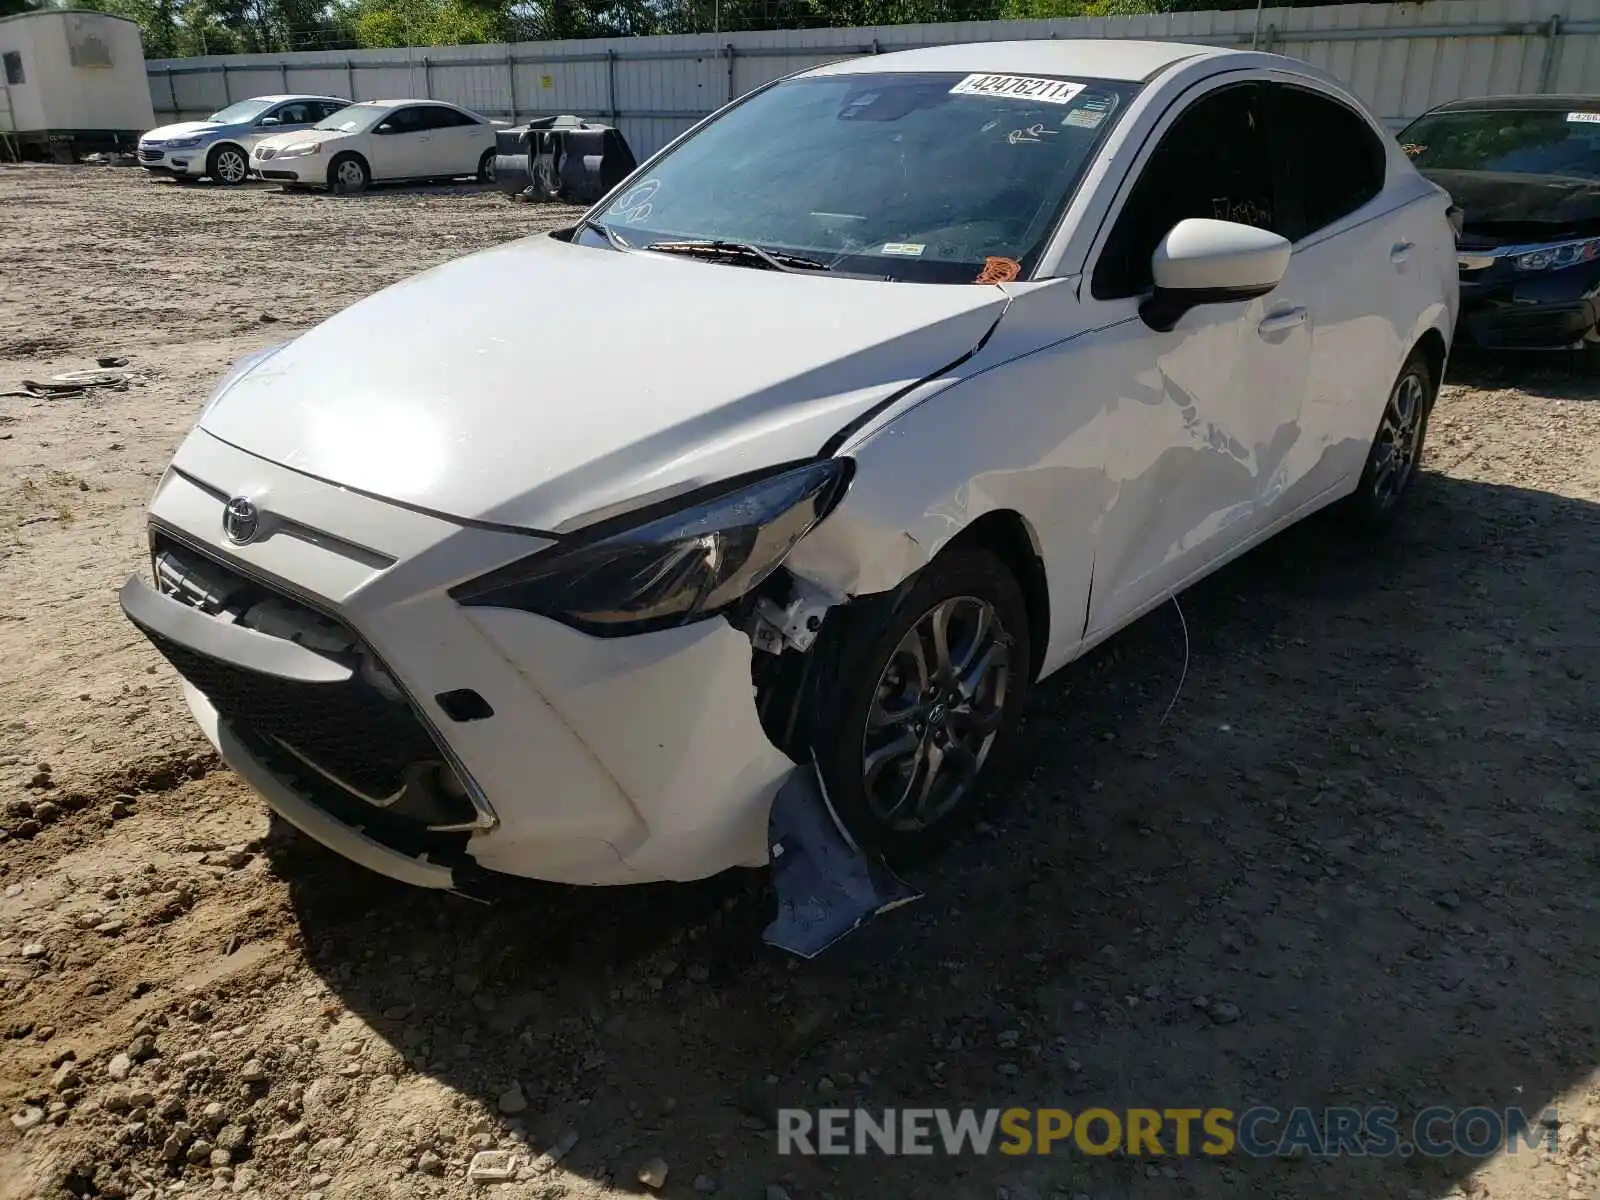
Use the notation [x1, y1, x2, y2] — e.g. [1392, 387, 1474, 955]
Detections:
[207, 144, 249, 185]
[328, 153, 369, 194]
[811, 547, 1032, 864]
[477, 149, 496, 183]
[1346, 349, 1435, 529]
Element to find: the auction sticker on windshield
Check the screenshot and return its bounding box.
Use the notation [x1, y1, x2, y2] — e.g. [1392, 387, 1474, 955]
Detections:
[950, 74, 1086, 105]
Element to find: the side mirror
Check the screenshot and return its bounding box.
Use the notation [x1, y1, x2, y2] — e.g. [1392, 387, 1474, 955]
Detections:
[258, 116, 281, 127]
[374, 123, 395, 135]
[1140, 218, 1291, 332]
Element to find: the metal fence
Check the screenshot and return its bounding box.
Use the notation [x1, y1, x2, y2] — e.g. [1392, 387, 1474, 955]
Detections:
[147, 0, 1600, 158]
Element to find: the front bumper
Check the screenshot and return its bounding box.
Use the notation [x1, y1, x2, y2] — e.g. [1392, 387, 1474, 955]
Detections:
[122, 429, 795, 889]
[251, 151, 319, 184]
[1456, 260, 1600, 349]
[138, 145, 209, 178]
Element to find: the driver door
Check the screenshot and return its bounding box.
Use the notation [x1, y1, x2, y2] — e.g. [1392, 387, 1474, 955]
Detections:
[366, 106, 430, 179]
[1071, 81, 1313, 636]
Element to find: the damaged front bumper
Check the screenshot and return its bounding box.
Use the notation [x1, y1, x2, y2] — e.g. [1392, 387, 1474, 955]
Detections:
[121, 430, 916, 951]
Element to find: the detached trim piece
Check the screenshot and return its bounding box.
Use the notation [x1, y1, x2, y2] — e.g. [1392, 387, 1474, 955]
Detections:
[119, 575, 353, 685]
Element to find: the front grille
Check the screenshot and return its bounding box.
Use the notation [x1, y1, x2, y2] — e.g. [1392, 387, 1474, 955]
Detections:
[138, 146, 163, 161]
[256, 147, 276, 160]
[261, 170, 298, 180]
[142, 622, 441, 801]
[143, 533, 475, 822]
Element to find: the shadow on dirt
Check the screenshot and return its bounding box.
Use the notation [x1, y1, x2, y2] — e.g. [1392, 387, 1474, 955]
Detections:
[1447, 346, 1600, 400]
[263, 179, 501, 199]
[267, 470, 1600, 1200]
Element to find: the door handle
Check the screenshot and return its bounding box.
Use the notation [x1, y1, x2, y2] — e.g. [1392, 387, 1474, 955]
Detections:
[1390, 240, 1414, 264]
[1257, 307, 1307, 336]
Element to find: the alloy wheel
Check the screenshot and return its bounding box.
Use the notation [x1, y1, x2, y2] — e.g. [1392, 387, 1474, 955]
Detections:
[215, 148, 247, 184]
[337, 160, 365, 191]
[1369, 370, 1426, 510]
[861, 595, 1011, 833]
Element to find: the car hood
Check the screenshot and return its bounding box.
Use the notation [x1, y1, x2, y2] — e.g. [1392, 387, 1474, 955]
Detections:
[143, 120, 227, 141]
[1424, 168, 1600, 240]
[256, 128, 350, 149]
[200, 234, 1009, 532]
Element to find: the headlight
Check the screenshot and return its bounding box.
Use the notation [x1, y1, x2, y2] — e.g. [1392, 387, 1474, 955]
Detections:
[1514, 237, 1600, 272]
[164, 136, 204, 149]
[450, 459, 851, 636]
[276, 142, 323, 158]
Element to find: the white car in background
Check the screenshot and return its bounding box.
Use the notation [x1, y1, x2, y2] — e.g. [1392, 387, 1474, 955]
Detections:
[138, 95, 350, 185]
[123, 42, 1457, 907]
[251, 99, 500, 192]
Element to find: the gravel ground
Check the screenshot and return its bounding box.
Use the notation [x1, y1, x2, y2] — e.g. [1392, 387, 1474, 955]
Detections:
[2, 163, 1599, 1200]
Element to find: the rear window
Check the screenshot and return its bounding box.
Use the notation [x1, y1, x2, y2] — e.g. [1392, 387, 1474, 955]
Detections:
[1400, 108, 1600, 180]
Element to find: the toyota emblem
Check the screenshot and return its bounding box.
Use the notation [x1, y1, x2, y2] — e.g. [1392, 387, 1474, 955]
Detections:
[222, 496, 261, 545]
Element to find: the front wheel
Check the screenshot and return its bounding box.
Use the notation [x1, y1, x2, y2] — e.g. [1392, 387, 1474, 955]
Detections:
[1345, 350, 1435, 530]
[328, 153, 369, 195]
[811, 547, 1032, 864]
[207, 144, 249, 185]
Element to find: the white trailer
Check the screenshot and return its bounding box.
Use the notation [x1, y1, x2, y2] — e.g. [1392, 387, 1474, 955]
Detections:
[0, 9, 154, 161]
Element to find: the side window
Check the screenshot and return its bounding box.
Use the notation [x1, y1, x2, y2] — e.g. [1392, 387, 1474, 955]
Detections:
[3, 51, 22, 85]
[319, 101, 350, 121]
[423, 107, 476, 129]
[272, 103, 310, 125]
[1272, 85, 1387, 241]
[1092, 84, 1275, 300]
[378, 107, 425, 134]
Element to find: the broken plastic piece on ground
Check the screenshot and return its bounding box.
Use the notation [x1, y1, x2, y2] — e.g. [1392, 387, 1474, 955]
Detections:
[762, 765, 921, 959]
[2, 367, 132, 399]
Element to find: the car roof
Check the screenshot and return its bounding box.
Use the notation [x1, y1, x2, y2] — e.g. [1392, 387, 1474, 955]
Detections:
[1426, 93, 1600, 114]
[352, 98, 461, 109]
[242, 94, 347, 103]
[802, 39, 1226, 84]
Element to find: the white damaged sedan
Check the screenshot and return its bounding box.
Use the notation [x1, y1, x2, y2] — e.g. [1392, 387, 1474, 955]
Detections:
[122, 41, 1457, 915]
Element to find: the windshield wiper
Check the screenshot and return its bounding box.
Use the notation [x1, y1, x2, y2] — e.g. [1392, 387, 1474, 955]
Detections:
[643, 239, 833, 273]
[582, 218, 631, 252]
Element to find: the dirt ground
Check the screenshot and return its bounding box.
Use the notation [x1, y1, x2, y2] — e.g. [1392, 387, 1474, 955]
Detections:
[2, 163, 1599, 1200]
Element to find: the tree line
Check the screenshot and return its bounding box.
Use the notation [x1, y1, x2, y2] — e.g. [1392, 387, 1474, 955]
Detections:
[1, 0, 1372, 57]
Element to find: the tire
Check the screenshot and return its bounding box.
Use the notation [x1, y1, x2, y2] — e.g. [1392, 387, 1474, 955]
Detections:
[1345, 349, 1435, 530]
[207, 144, 249, 185]
[810, 547, 1032, 864]
[327, 153, 369, 195]
[477, 149, 496, 184]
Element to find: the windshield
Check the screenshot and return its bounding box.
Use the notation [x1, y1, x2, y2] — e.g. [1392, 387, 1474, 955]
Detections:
[1400, 107, 1600, 180]
[314, 102, 387, 133]
[207, 98, 276, 125]
[590, 71, 1138, 283]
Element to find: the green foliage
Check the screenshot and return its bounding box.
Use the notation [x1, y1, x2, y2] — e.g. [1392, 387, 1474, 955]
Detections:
[70, 0, 1398, 58]
[346, 0, 508, 47]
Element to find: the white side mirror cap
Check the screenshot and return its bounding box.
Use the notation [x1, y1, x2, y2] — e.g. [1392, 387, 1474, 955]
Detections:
[1143, 218, 1291, 331]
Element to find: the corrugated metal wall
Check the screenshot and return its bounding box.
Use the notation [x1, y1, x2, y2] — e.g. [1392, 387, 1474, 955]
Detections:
[146, 0, 1600, 158]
